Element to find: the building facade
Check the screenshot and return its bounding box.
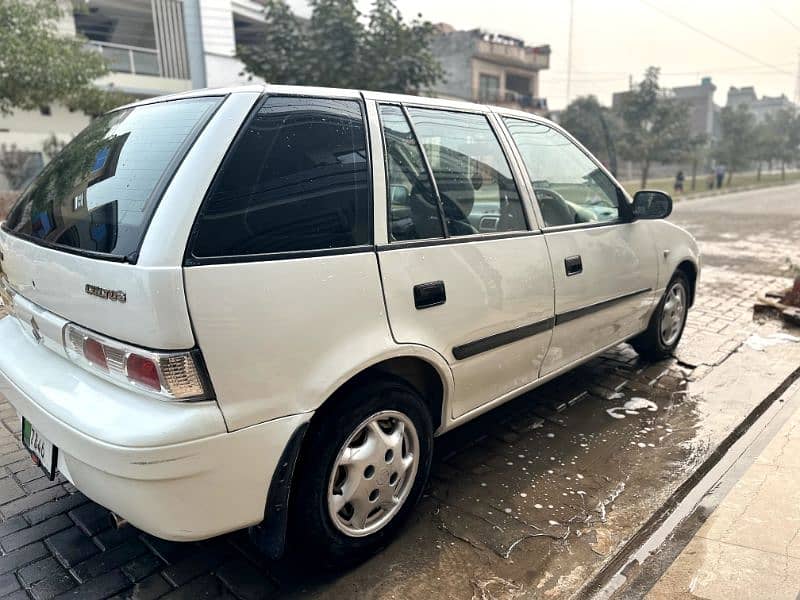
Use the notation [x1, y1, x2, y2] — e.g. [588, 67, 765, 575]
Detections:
[0, 0, 266, 188]
[672, 77, 720, 142]
[726, 86, 795, 122]
[428, 24, 550, 114]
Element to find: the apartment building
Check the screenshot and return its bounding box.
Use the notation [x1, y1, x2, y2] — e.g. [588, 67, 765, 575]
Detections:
[429, 24, 550, 114]
[0, 0, 266, 187]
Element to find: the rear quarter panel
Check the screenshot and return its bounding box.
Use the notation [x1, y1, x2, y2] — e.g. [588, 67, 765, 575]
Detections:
[648, 220, 701, 297]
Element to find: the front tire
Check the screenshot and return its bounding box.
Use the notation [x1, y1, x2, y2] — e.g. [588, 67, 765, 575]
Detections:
[631, 272, 690, 361]
[288, 376, 433, 566]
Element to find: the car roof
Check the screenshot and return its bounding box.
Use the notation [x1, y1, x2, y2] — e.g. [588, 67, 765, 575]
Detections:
[113, 83, 557, 127]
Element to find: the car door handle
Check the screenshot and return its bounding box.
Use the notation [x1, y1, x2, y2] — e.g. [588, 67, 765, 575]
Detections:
[564, 255, 583, 276]
[414, 281, 446, 309]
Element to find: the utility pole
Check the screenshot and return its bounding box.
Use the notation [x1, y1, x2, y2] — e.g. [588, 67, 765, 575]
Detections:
[565, 0, 575, 105]
[795, 50, 800, 105]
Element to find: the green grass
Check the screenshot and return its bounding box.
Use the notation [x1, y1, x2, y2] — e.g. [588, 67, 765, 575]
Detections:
[620, 170, 800, 199]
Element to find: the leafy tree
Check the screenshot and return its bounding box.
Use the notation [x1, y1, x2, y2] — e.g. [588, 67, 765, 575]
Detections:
[717, 104, 756, 185]
[0, 0, 129, 116]
[559, 95, 620, 175]
[613, 67, 692, 188]
[237, 0, 305, 85]
[763, 107, 800, 181]
[238, 0, 442, 93]
[684, 133, 709, 191]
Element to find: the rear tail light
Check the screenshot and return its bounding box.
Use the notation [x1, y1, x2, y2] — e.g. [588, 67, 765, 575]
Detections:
[63, 323, 213, 401]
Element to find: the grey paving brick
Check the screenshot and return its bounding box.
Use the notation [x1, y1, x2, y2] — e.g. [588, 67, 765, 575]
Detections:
[29, 569, 76, 600]
[0, 516, 28, 538]
[0, 477, 24, 505]
[139, 536, 193, 565]
[68, 503, 110, 537]
[125, 573, 171, 600]
[52, 569, 129, 600]
[25, 494, 89, 526]
[18, 557, 61, 586]
[121, 554, 163, 583]
[1, 514, 71, 553]
[94, 526, 138, 552]
[216, 559, 277, 600]
[160, 574, 227, 599]
[0, 541, 48, 575]
[1, 487, 68, 519]
[16, 466, 44, 485]
[23, 476, 65, 495]
[0, 451, 30, 469]
[1, 589, 29, 600]
[72, 539, 147, 583]
[5, 460, 34, 475]
[0, 572, 21, 597]
[161, 545, 230, 587]
[45, 527, 99, 567]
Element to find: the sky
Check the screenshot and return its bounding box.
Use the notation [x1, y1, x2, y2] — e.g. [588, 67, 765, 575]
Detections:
[286, 0, 800, 110]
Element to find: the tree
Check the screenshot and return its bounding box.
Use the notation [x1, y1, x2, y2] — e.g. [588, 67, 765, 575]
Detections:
[717, 104, 756, 185]
[762, 107, 800, 181]
[238, 0, 442, 93]
[684, 133, 709, 191]
[0, 0, 133, 117]
[559, 95, 620, 175]
[613, 67, 692, 188]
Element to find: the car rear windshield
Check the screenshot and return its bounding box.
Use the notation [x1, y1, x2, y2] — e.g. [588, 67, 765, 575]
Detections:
[3, 96, 222, 261]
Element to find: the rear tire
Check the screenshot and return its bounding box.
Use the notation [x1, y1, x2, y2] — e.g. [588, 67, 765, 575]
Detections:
[631, 271, 690, 361]
[288, 376, 433, 567]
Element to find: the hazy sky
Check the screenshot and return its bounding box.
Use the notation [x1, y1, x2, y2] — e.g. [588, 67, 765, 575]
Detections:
[286, 0, 799, 110]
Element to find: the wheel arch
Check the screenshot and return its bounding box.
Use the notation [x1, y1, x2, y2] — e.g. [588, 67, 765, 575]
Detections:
[675, 259, 698, 306]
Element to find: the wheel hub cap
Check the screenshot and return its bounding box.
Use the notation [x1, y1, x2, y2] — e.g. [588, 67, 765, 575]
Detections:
[327, 410, 419, 537]
[660, 282, 686, 346]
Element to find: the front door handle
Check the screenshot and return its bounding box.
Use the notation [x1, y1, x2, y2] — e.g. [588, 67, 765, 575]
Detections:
[414, 281, 446, 309]
[565, 255, 583, 276]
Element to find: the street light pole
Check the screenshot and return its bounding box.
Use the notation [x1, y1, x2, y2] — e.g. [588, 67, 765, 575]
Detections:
[566, 0, 575, 105]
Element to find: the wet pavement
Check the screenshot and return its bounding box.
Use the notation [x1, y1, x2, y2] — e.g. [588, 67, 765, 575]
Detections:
[0, 184, 799, 599]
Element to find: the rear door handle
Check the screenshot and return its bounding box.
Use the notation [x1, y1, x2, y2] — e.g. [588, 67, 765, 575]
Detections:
[414, 281, 446, 309]
[564, 255, 583, 276]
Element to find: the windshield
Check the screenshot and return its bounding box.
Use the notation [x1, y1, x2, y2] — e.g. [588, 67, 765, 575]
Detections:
[4, 96, 222, 260]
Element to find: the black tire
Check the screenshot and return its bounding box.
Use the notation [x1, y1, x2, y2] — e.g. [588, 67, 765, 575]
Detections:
[631, 271, 690, 361]
[287, 376, 434, 567]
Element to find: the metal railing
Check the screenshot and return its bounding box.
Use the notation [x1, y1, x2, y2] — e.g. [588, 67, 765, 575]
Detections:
[87, 41, 161, 77]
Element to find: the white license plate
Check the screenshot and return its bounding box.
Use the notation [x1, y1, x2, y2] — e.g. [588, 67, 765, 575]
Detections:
[22, 419, 57, 480]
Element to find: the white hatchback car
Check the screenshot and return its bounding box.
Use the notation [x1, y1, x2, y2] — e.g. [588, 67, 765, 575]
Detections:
[0, 85, 698, 564]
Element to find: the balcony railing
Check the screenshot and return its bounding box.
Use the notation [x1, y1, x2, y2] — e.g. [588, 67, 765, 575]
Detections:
[87, 41, 161, 77]
[476, 90, 548, 112]
[475, 39, 550, 69]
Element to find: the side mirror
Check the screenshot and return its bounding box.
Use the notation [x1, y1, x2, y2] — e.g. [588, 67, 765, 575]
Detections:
[389, 185, 409, 206]
[633, 190, 673, 220]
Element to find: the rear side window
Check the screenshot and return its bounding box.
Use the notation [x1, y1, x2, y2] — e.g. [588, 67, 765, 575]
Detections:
[379, 105, 444, 241]
[406, 108, 527, 236]
[191, 96, 371, 259]
[4, 97, 222, 260]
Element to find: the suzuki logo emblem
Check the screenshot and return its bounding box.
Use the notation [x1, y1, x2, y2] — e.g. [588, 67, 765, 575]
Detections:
[30, 317, 42, 344]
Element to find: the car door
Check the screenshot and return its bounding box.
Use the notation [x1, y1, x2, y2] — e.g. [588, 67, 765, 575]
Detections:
[500, 116, 658, 375]
[373, 102, 555, 420]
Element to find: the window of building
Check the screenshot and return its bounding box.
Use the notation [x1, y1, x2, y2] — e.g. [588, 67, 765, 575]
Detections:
[406, 107, 527, 237]
[379, 105, 444, 242]
[478, 74, 500, 103]
[191, 97, 371, 259]
[503, 118, 621, 227]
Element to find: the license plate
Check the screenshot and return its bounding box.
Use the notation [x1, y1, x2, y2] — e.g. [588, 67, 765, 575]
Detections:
[22, 419, 57, 480]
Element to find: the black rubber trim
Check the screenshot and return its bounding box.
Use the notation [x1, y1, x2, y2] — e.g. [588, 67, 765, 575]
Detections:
[377, 230, 541, 252]
[453, 316, 555, 360]
[451, 287, 653, 361]
[555, 287, 652, 326]
[185, 244, 374, 266]
[248, 421, 309, 560]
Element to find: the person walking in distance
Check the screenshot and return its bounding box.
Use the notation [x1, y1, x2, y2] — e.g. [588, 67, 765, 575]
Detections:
[674, 170, 685, 194]
[715, 164, 726, 188]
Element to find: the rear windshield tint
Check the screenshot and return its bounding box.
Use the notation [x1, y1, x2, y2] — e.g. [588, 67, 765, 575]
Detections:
[4, 96, 222, 260]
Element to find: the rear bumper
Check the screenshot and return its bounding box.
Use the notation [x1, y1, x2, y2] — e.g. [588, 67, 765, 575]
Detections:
[0, 316, 312, 540]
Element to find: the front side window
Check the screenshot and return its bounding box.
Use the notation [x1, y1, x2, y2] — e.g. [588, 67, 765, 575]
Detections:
[379, 105, 443, 241]
[191, 96, 370, 258]
[5, 97, 221, 259]
[503, 118, 621, 228]
[406, 108, 527, 237]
